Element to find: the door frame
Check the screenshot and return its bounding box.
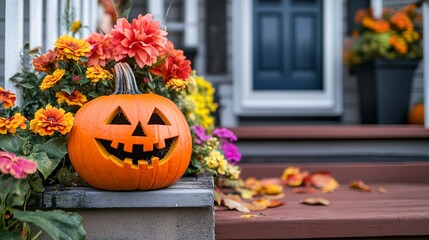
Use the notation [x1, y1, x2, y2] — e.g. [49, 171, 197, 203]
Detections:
[232, 0, 343, 116]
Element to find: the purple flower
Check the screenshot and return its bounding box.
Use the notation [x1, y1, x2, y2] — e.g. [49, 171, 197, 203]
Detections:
[192, 126, 211, 144]
[213, 128, 237, 142]
[221, 141, 241, 164]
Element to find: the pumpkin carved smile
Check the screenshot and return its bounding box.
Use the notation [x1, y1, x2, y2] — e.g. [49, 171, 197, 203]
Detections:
[96, 137, 177, 166]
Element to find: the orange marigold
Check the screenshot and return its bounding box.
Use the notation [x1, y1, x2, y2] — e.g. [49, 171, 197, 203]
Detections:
[40, 69, 66, 91]
[389, 36, 408, 54]
[391, 12, 414, 31]
[109, 14, 168, 68]
[86, 32, 114, 67]
[354, 9, 367, 23]
[33, 50, 57, 72]
[150, 41, 192, 83]
[0, 87, 16, 109]
[0, 113, 27, 134]
[56, 90, 88, 107]
[362, 17, 390, 33]
[30, 104, 74, 136]
[403, 4, 417, 14]
[85, 65, 113, 83]
[55, 35, 91, 61]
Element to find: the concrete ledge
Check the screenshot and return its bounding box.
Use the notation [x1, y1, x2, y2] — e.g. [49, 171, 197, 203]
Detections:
[34, 176, 214, 209]
[32, 176, 215, 240]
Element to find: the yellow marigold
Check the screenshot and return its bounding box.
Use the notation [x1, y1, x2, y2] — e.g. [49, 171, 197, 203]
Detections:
[30, 104, 74, 136]
[389, 36, 408, 54]
[402, 30, 419, 43]
[40, 69, 66, 91]
[204, 150, 225, 170]
[85, 65, 113, 83]
[71, 20, 82, 34]
[0, 113, 27, 134]
[56, 90, 88, 107]
[166, 78, 189, 92]
[55, 35, 90, 61]
[0, 87, 16, 109]
[226, 165, 241, 180]
[217, 157, 228, 175]
[391, 12, 414, 31]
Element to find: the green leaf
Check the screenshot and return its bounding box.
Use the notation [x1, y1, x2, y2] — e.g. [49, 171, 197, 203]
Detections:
[27, 151, 54, 179]
[0, 174, 30, 208]
[29, 173, 45, 193]
[61, 85, 75, 95]
[112, 0, 133, 19]
[0, 231, 22, 240]
[36, 136, 68, 160]
[12, 209, 87, 240]
[0, 134, 26, 154]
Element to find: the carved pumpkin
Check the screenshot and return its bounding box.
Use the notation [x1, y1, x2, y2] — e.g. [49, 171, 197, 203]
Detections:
[68, 63, 192, 190]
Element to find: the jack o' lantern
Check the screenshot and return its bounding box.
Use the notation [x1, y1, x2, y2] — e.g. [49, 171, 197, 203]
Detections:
[68, 63, 192, 190]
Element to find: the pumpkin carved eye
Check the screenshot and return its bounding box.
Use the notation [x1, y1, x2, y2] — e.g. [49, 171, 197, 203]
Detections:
[148, 108, 170, 125]
[107, 107, 131, 125]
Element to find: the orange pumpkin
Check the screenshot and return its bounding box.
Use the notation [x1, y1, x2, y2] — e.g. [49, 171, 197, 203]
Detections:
[408, 102, 424, 125]
[68, 63, 192, 190]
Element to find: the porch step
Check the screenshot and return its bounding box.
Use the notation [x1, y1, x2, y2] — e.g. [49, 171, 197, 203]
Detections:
[230, 125, 429, 159]
[216, 163, 429, 239]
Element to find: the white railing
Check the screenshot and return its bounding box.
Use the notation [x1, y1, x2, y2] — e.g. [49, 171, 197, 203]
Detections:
[3, 0, 100, 105]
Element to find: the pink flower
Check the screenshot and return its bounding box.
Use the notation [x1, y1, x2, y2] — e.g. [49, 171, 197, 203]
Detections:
[86, 32, 114, 67]
[0, 151, 37, 179]
[109, 14, 168, 68]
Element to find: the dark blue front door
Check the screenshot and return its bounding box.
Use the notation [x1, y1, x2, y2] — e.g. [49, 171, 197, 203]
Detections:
[253, 0, 323, 90]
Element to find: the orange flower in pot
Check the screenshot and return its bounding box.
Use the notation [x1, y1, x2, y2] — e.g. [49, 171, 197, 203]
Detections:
[68, 62, 192, 190]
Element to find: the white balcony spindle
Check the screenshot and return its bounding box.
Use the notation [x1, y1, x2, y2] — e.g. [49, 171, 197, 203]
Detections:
[184, 0, 198, 47]
[89, 0, 99, 32]
[29, 0, 44, 49]
[149, 0, 165, 26]
[72, 0, 82, 38]
[371, 0, 383, 19]
[82, 1, 92, 38]
[4, 0, 24, 104]
[46, 0, 59, 49]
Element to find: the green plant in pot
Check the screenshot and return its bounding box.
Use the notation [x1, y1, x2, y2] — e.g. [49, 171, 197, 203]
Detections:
[344, 4, 423, 124]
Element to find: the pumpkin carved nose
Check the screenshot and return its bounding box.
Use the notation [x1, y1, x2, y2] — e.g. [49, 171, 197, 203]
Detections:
[132, 122, 146, 136]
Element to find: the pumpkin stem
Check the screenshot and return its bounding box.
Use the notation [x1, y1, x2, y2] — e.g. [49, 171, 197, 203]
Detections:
[113, 62, 142, 94]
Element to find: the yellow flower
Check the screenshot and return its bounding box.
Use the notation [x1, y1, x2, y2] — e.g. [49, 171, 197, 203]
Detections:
[40, 69, 66, 91]
[217, 157, 228, 175]
[30, 104, 74, 136]
[71, 20, 82, 34]
[402, 30, 419, 43]
[166, 78, 189, 92]
[86, 65, 113, 83]
[0, 113, 27, 134]
[56, 90, 88, 107]
[55, 35, 90, 61]
[226, 165, 241, 180]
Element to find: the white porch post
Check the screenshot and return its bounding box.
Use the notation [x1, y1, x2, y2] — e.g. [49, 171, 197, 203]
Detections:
[370, 0, 383, 19]
[148, 0, 165, 26]
[46, 0, 59, 49]
[29, 0, 44, 49]
[424, 0, 429, 128]
[184, 0, 198, 48]
[4, 0, 24, 105]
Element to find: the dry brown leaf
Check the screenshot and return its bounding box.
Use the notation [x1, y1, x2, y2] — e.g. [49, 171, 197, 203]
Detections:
[244, 177, 262, 192]
[281, 166, 300, 180]
[236, 187, 258, 200]
[244, 201, 268, 211]
[262, 192, 285, 200]
[292, 187, 317, 194]
[311, 172, 339, 192]
[253, 198, 285, 208]
[262, 183, 283, 195]
[378, 186, 388, 194]
[301, 197, 331, 206]
[350, 180, 372, 192]
[224, 198, 251, 213]
[240, 214, 259, 219]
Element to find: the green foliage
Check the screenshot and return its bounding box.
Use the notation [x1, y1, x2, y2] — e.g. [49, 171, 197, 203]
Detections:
[13, 209, 86, 240]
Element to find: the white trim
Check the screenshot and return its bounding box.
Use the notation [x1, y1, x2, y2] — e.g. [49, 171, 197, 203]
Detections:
[45, 0, 59, 49]
[424, 0, 429, 128]
[4, 0, 24, 105]
[148, 0, 165, 26]
[82, 1, 91, 38]
[232, 0, 343, 116]
[184, 0, 199, 47]
[29, 0, 43, 49]
[371, 0, 383, 19]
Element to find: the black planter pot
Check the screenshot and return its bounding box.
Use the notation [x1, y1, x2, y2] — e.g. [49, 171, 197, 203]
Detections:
[355, 59, 419, 124]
